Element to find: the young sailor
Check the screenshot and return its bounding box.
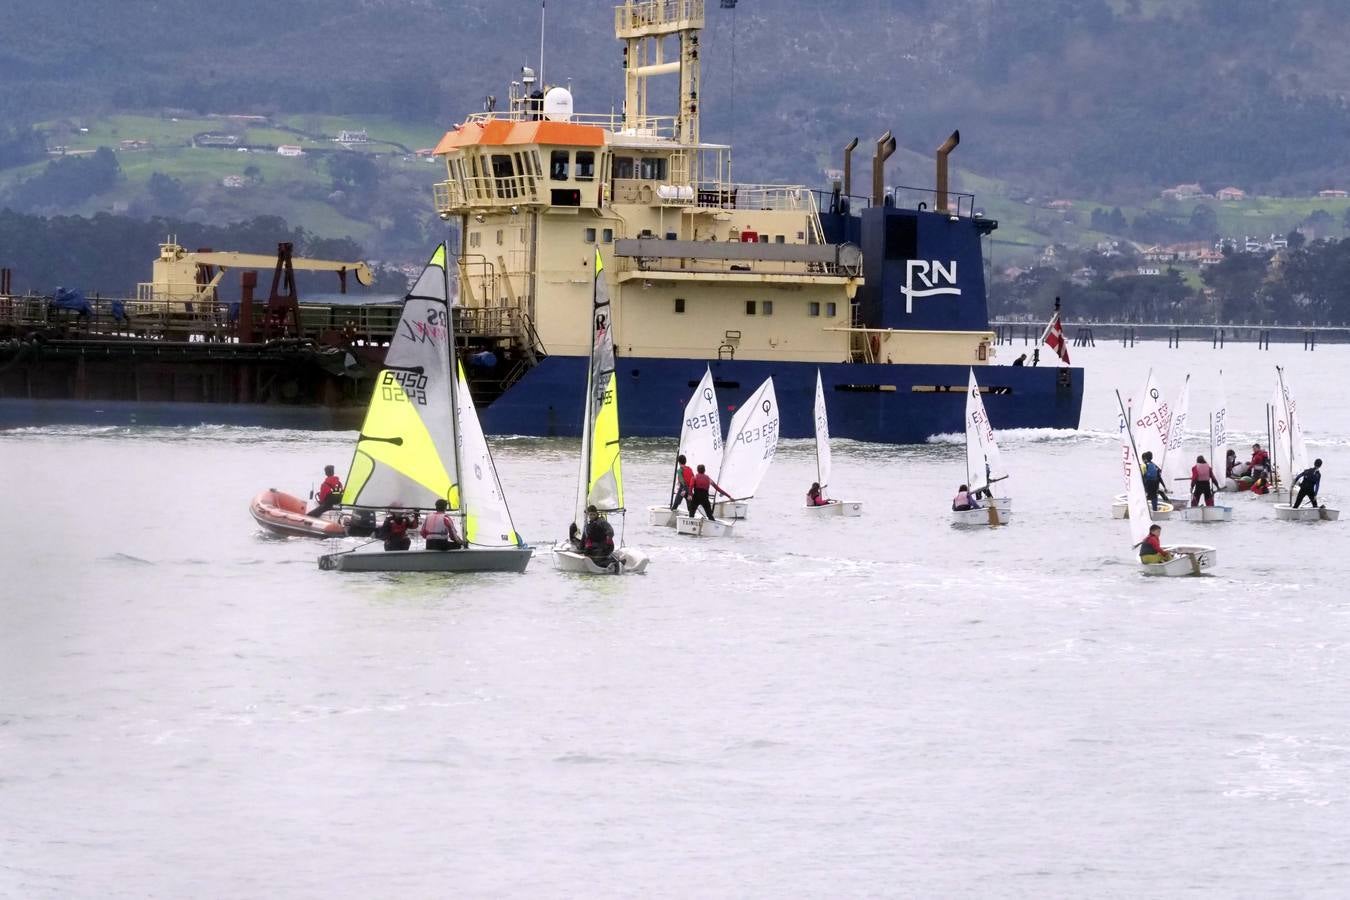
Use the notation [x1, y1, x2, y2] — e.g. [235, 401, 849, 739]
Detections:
[307, 464, 343, 517]
[1249, 443, 1270, 478]
[581, 505, 616, 568]
[807, 482, 831, 506]
[688, 464, 731, 520]
[1141, 451, 1164, 511]
[1139, 524, 1173, 564]
[420, 498, 463, 550]
[1292, 458, 1323, 509]
[951, 484, 981, 511]
[376, 508, 414, 551]
[670, 454, 695, 511]
[1190, 454, 1220, 507]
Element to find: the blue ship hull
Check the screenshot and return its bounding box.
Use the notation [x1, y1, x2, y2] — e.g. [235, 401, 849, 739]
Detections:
[480, 356, 1084, 443]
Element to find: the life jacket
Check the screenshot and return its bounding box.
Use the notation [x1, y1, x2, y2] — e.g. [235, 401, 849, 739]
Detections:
[384, 517, 409, 538]
[1142, 462, 1161, 485]
[584, 519, 614, 550]
[952, 491, 974, 509]
[1192, 463, 1213, 483]
[693, 472, 712, 491]
[1250, 449, 1269, 469]
[808, 489, 828, 506]
[421, 511, 456, 539]
[680, 465, 695, 490]
[1139, 533, 1163, 558]
[318, 475, 343, 501]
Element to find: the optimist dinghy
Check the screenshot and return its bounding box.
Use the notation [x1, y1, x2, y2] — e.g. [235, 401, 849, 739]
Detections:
[318, 244, 532, 574]
[1269, 366, 1339, 523]
[950, 368, 1011, 528]
[804, 369, 862, 516]
[649, 366, 722, 528]
[678, 376, 778, 535]
[1118, 389, 1216, 576]
[552, 250, 649, 574]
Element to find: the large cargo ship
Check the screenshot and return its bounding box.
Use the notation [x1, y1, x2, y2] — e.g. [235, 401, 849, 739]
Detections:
[0, 0, 1082, 441]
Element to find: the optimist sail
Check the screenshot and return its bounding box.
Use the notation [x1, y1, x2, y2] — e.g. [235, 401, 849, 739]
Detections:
[1118, 391, 1153, 548]
[1212, 371, 1229, 468]
[719, 377, 780, 500]
[813, 369, 832, 490]
[456, 362, 522, 547]
[965, 368, 1007, 494]
[1162, 374, 1191, 473]
[679, 366, 723, 482]
[573, 249, 624, 530]
[343, 244, 459, 511]
[1276, 366, 1310, 480]
[1131, 369, 1171, 476]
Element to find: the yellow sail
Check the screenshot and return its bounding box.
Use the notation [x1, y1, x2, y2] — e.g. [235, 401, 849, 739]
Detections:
[345, 371, 459, 508]
[588, 371, 623, 509]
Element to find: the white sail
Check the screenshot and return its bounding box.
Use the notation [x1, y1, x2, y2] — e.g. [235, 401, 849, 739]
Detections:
[1131, 369, 1171, 477]
[343, 244, 459, 511]
[718, 377, 780, 500]
[1118, 390, 1153, 548]
[1162, 373, 1191, 473]
[456, 363, 522, 547]
[679, 366, 723, 481]
[1277, 367, 1310, 479]
[813, 369, 832, 490]
[1269, 381, 1291, 485]
[965, 368, 1006, 493]
[1212, 371, 1229, 467]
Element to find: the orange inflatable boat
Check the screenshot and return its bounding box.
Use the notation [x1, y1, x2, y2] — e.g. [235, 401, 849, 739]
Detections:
[250, 489, 349, 539]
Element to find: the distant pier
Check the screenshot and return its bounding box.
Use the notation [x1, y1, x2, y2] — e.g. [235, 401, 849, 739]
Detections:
[991, 321, 1349, 351]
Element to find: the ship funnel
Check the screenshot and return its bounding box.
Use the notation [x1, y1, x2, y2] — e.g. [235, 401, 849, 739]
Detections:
[935, 130, 960, 213]
[842, 137, 859, 199]
[872, 131, 895, 207]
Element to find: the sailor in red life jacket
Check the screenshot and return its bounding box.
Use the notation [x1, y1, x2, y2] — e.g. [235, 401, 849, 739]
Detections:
[670, 454, 695, 511]
[420, 498, 463, 550]
[951, 484, 981, 511]
[307, 464, 343, 517]
[1249, 443, 1270, 478]
[807, 482, 831, 507]
[689, 464, 731, 520]
[1138, 523, 1173, 564]
[1190, 454, 1220, 507]
[376, 506, 414, 551]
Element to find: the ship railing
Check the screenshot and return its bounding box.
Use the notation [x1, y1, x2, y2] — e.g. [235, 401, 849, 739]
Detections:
[614, 0, 705, 35]
[614, 238, 862, 279]
[887, 184, 977, 218]
[463, 110, 680, 141]
[433, 174, 545, 213]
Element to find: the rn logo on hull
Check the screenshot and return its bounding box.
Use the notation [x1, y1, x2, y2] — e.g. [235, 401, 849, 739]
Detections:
[902, 260, 961, 313]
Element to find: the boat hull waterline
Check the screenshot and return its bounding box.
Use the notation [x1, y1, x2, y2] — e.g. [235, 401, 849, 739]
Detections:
[250, 489, 348, 539]
[804, 500, 864, 517]
[1141, 544, 1218, 577]
[318, 546, 533, 573]
[551, 546, 651, 575]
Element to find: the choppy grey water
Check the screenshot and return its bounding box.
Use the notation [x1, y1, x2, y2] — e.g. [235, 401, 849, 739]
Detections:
[3, 343, 1350, 898]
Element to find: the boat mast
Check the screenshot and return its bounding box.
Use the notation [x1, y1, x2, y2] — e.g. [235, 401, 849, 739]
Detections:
[573, 264, 599, 530]
[443, 243, 467, 529]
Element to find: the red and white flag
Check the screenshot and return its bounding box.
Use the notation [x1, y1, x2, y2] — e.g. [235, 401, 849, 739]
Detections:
[1040, 311, 1071, 365]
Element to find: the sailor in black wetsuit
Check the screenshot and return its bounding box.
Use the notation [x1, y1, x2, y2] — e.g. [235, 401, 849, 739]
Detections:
[1292, 458, 1323, 509]
[581, 505, 616, 568]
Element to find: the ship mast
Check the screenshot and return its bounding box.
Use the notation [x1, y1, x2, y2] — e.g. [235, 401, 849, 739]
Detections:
[617, 0, 704, 147]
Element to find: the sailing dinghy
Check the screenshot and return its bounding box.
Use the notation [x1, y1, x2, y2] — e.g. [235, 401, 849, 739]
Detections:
[678, 376, 779, 536]
[1117, 390, 1217, 576]
[805, 369, 862, 516]
[318, 244, 531, 573]
[1167, 374, 1234, 523]
[1271, 366, 1339, 522]
[648, 366, 722, 527]
[951, 368, 1012, 527]
[1111, 370, 1174, 519]
[553, 250, 650, 574]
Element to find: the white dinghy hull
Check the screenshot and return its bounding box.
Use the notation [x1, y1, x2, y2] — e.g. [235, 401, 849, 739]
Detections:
[1112, 495, 1173, 520]
[1274, 504, 1340, 522]
[675, 515, 734, 537]
[804, 500, 863, 517]
[1140, 544, 1218, 577]
[647, 505, 678, 527]
[713, 500, 750, 520]
[319, 546, 533, 573]
[951, 498, 1013, 528]
[552, 545, 650, 574]
[1176, 504, 1234, 523]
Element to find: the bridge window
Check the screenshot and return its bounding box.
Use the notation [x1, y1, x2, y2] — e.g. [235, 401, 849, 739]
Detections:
[638, 157, 667, 180]
[808, 301, 821, 317]
[762, 300, 774, 316]
[584, 228, 597, 243]
[550, 150, 569, 180]
[674, 297, 685, 314]
[613, 155, 634, 179]
[745, 301, 757, 315]
[825, 302, 837, 317]
[602, 228, 614, 243]
[576, 151, 595, 181]
[491, 154, 517, 198]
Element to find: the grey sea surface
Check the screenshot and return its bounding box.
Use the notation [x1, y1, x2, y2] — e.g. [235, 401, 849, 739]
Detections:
[3, 342, 1349, 897]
